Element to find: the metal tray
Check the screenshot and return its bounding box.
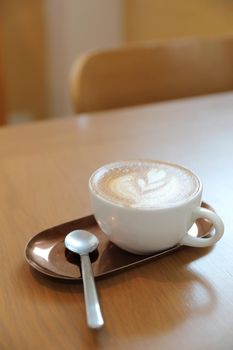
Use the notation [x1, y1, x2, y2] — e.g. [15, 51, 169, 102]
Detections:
[25, 202, 214, 280]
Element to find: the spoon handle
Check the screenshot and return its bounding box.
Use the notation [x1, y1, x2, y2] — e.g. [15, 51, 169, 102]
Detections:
[80, 254, 104, 329]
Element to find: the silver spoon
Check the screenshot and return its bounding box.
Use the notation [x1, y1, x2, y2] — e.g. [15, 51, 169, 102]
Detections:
[64, 230, 104, 329]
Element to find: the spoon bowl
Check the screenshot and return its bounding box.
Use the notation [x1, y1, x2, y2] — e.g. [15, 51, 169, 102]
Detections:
[65, 230, 99, 256]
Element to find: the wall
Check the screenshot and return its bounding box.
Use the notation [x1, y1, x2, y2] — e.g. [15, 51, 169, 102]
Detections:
[1, 0, 123, 123]
[44, 0, 123, 118]
[4, 1, 232, 123]
[1, 0, 49, 122]
[0, 32, 6, 124]
[124, 0, 233, 42]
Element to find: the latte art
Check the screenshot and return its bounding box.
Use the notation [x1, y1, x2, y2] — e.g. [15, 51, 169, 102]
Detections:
[90, 161, 200, 208]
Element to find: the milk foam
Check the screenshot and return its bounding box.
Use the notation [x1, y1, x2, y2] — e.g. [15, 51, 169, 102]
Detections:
[91, 161, 200, 208]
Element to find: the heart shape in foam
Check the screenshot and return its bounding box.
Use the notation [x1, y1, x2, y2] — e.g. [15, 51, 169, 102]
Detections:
[110, 168, 170, 206]
[135, 169, 168, 194]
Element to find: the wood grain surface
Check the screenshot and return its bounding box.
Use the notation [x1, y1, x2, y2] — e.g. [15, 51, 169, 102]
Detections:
[0, 92, 233, 350]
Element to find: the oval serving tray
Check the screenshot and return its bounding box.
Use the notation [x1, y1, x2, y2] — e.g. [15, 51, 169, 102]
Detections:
[25, 202, 214, 280]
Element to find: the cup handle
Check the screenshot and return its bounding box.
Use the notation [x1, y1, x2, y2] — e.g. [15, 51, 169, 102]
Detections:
[180, 207, 224, 247]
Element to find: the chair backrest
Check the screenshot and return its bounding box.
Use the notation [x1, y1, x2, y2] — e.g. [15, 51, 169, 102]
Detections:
[70, 35, 233, 114]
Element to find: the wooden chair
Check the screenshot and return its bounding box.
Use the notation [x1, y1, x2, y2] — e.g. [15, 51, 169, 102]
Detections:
[70, 35, 233, 114]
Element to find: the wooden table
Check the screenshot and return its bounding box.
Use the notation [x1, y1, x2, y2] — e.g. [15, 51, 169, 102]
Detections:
[1, 92, 233, 350]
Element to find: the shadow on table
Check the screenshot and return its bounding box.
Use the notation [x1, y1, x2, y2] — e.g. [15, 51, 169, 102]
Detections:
[95, 245, 217, 338]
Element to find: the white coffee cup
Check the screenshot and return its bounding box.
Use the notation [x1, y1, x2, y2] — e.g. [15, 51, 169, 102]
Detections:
[89, 160, 224, 254]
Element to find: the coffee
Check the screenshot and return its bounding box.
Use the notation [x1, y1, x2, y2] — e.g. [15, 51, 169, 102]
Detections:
[90, 160, 200, 209]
